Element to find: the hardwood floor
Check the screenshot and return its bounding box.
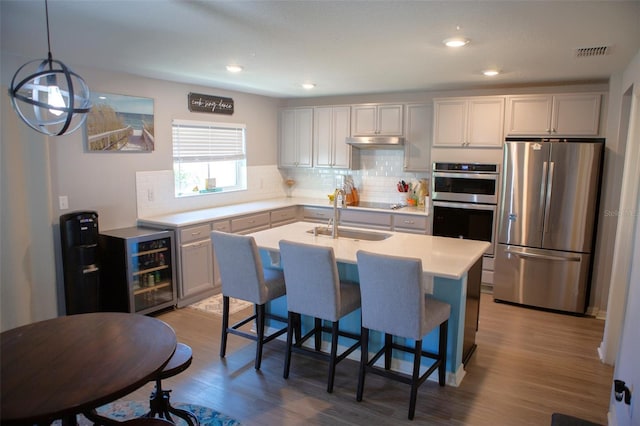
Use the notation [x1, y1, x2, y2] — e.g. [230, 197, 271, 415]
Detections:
[123, 294, 613, 425]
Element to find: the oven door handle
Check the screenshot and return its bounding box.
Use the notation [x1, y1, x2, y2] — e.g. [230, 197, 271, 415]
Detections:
[432, 200, 497, 211]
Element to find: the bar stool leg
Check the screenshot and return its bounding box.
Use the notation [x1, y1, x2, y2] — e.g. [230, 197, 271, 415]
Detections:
[438, 320, 448, 386]
[255, 304, 266, 370]
[384, 333, 393, 370]
[356, 327, 369, 402]
[283, 311, 295, 379]
[327, 321, 339, 393]
[314, 318, 322, 351]
[220, 296, 230, 358]
[408, 339, 423, 420]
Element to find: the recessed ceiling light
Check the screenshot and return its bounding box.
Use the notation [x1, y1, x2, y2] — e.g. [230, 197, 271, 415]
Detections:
[226, 65, 243, 73]
[443, 37, 470, 48]
[98, 96, 107, 100]
[302, 83, 316, 90]
[483, 70, 500, 77]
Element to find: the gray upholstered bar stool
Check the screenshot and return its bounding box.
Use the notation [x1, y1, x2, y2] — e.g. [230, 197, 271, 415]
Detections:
[278, 240, 361, 393]
[211, 231, 288, 370]
[355, 250, 451, 420]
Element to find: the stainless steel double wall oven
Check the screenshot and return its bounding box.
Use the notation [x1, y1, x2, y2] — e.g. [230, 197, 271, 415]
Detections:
[432, 163, 500, 256]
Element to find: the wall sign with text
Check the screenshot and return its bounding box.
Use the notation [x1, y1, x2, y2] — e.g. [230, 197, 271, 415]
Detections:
[188, 92, 234, 115]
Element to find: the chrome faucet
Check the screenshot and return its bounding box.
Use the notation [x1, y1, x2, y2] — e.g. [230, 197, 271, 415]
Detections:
[332, 188, 346, 238]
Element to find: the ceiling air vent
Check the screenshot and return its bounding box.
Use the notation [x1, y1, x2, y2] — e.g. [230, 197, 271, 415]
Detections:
[575, 46, 609, 57]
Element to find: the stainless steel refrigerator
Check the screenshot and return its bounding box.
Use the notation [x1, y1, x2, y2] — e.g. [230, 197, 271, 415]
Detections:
[494, 138, 604, 313]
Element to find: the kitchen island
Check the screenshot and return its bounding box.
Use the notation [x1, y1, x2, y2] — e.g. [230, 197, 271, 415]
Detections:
[138, 197, 429, 307]
[248, 221, 489, 386]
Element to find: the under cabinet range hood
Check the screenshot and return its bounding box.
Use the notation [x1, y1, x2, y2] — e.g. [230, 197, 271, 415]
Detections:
[346, 136, 404, 149]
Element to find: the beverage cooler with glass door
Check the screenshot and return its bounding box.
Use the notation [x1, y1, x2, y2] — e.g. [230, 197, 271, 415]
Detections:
[98, 227, 177, 315]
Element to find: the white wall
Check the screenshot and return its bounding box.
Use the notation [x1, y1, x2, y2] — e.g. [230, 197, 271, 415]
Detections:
[1, 84, 58, 331]
[600, 50, 640, 366]
[1, 51, 283, 329]
[606, 49, 640, 425]
[47, 64, 282, 230]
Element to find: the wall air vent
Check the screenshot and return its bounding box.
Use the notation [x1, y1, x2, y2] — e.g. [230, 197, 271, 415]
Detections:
[575, 46, 609, 57]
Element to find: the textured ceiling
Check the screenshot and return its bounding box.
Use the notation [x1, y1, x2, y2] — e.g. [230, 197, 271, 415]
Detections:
[2, 0, 639, 98]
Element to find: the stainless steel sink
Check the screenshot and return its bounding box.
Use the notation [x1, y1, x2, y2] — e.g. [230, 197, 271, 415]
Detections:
[306, 226, 391, 241]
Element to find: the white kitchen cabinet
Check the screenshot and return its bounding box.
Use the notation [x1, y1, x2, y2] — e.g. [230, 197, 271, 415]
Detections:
[314, 106, 358, 169]
[505, 93, 602, 136]
[351, 104, 403, 136]
[403, 103, 433, 172]
[433, 96, 505, 148]
[279, 108, 313, 168]
[178, 223, 215, 307]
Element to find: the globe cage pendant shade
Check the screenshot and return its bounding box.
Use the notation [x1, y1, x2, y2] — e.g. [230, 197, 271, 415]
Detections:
[8, 0, 91, 136]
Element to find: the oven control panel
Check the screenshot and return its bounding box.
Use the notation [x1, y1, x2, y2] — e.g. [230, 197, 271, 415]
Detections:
[433, 162, 499, 173]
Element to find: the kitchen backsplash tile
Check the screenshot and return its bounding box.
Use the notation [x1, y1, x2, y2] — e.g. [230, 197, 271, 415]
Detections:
[281, 149, 429, 204]
[136, 151, 428, 217]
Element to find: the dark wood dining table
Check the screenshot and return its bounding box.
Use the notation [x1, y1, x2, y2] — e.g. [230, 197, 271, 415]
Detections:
[0, 312, 177, 425]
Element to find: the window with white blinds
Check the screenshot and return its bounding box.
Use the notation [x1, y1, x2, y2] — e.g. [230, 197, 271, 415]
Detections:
[172, 119, 247, 197]
[172, 120, 246, 163]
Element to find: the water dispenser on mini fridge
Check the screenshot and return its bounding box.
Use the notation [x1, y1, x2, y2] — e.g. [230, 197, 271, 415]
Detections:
[59, 211, 101, 314]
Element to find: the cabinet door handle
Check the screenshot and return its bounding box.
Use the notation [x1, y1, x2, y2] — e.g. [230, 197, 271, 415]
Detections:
[403, 220, 415, 224]
[247, 219, 255, 223]
[83, 265, 99, 274]
[191, 231, 201, 236]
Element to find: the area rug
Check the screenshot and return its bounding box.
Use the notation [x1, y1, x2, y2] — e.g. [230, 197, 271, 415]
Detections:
[54, 400, 241, 425]
[188, 293, 252, 316]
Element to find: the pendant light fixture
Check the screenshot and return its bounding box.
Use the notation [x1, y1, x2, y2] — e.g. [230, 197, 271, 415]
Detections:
[8, 0, 91, 136]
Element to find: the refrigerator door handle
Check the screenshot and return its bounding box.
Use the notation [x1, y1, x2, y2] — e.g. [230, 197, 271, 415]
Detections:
[505, 248, 580, 262]
[543, 161, 555, 233]
[540, 161, 548, 233]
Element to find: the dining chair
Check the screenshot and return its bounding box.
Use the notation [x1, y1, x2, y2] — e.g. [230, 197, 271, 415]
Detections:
[210, 231, 288, 370]
[278, 240, 361, 393]
[355, 250, 451, 420]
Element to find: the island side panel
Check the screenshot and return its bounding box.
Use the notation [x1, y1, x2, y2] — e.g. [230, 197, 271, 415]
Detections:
[433, 273, 467, 378]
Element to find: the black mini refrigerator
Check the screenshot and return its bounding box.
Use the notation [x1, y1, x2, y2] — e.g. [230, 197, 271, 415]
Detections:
[60, 211, 101, 314]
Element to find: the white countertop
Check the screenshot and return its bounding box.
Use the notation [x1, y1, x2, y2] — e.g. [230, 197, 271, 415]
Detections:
[138, 197, 428, 228]
[249, 221, 488, 280]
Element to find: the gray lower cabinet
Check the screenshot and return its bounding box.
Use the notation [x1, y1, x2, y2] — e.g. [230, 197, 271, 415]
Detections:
[178, 223, 215, 307]
[231, 212, 271, 234]
[302, 206, 333, 223]
[339, 209, 392, 230]
[270, 206, 299, 227]
[392, 213, 430, 234]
